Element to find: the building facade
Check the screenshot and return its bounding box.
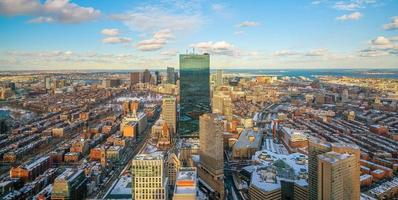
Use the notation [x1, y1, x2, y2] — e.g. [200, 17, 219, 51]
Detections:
[308, 138, 332, 200]
[131, 153, 167, 200]
[167, 67, 176, 84]
[143, 69, 151, 83]
[173, 167, 197, 200]
[215, 69, 223, 87]
[130, 72, 141, 87]
[198, 114, 224, 199]
[51, 169, 87, 200]
[162, 96, 177, 135]
[179, 53, 210, 136]
[308, 138, 360, 200]
[317, 152, 357, 200]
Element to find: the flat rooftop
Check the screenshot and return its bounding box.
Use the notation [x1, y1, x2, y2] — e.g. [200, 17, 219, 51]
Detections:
[318, 151, 352, 164]
[250, 150, 308, 192]
[175, 168, 197, 195]
[105, 175, 131, 200]
[133, 151, 164, 161]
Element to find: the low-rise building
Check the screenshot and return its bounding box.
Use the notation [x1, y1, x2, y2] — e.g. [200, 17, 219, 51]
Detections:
[232, 129, 263, 160]
[10, 156, 51, 182]
[249, 150, 308, 200]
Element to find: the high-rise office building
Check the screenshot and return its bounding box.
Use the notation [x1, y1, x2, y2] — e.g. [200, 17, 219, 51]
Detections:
[130, 72, 141, 88]
[131, 152, 167, 200]
[197, 114, 224, 199]
[162, 96, 177, 135]
[179, 53, 210, 135]
[44, 76, 51, 91]
[308, 138, 360, 200]
[155, 71, 161, 85]
[167, 67, 176, 84]
[102, 79, 121, 88]
[329, 143, 360, 200]
[212, 91, 233, 121]
[143, 69, 151, 83]
[317, 152, 357, 200]
[215, 69, 223, 87]
[308, 138, 332, 200]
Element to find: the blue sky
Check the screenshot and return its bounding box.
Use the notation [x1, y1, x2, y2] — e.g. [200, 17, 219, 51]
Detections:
[0, 0, 397, 70]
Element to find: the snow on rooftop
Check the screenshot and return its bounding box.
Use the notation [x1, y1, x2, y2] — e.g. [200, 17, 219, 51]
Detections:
[234, 128, 262, 149]
[318, 151, 352, 164]
[110, 175, 131, 195]
[360, 174, 372, 181]
[250, 150, 308, 192]
[177, 170, 196, 181]
[24, 156, 49, 170]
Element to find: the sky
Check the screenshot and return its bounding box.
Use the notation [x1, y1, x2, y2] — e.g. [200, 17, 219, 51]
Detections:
[0, 0, 397, 70]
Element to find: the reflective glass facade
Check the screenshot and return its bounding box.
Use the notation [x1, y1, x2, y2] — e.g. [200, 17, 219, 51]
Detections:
[179, 53, 210, 136]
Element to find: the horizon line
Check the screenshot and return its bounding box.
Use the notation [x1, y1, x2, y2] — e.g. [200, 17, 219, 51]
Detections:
[0, 67, 397, 72]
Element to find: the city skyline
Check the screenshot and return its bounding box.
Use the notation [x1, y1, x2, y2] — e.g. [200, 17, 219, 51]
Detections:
[0, 2, 397, 199]
[0, 0, 398, 70]
[0, 67, 397, 199]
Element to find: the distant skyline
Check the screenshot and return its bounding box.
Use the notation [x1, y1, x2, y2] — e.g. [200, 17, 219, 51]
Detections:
[0, 0, 397, 70]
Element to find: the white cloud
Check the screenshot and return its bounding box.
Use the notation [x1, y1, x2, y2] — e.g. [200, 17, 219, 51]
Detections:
[136, 39, 166, 51]
[160, 49, 178, 56]
[305, 48, 328, 56]
[384, 16, 398, 30]
[237, 21, 260, 28]
[112, 6, 203, 33]
[43, 0, 100, 23]
[29, 16, 55, 23]
[336, 12, 362, 21]
[190, 41, 238, 56]
[0, 50, 148, 70]
[153, 29, 174, 40]
[136, 29, 174, 51]
[359, 35, 398, 57]
[333, 0, 377, 11]
[371, 36, 391, 46]
[359, 48, 389, 57]
[273, 50, 299, 57]
[271, 48, 330, 58]
[0, 0, 40, 15]
[0, 0, 100, 23]
[101, 28, 120, 36]
[333, 2, 360, 10]
[102, 37, 132, 44]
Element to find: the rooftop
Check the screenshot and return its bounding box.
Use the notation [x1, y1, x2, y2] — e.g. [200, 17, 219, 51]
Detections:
[174, 168, 197, 196]
[318, 151, 352, 164]
[234, 128, 262, 149]
[55, 168, 83, 182]
[106, 175, 131, 200]
[250, 150, 308, 192]
[23, 155, 49, 170]
[133, 151, 164, 161]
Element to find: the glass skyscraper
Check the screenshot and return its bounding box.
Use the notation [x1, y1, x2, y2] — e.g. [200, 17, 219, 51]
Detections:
[179, 53, 210, 136]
